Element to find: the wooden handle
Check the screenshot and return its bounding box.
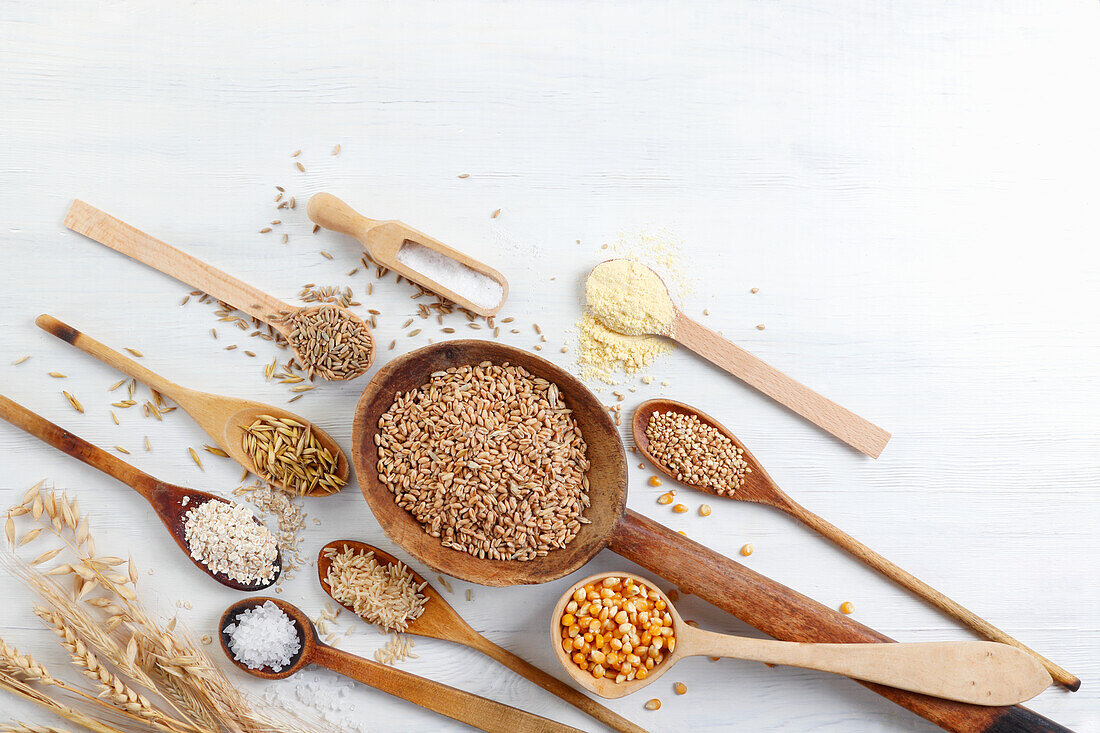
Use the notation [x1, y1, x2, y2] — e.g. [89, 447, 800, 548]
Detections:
[682, 626, 1050, 706]
[35, 315, 186, 404]
[311, 644, 583, 733]
[469, 635, 648, 733]
[307, 192, 377, 238]
[671, 314, 890, 458]
[607, 510, 1074, 733]
[64, 200, 293, 324]
[783, 501, 1080, 691]
[0, 393, 155, 498]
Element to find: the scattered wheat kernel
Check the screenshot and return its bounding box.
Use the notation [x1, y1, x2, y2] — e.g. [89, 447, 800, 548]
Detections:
[840, 601, 854, 614]
[12, 355, 31, 365]
[672, 504, 688, 513]
[740, 543, 754, 556]
[124, 348, 144, 357]
[751, 288, 759, 294]
[292, 149, 302, 157]
[699, 504, 712, 517]
[674, 682, 687, 695]
[703, 309, 710, 316]
[457, 173, 470, 179]
[188, 447, 203, 470]
[296, 162, 305, 172]
[48, 372, 66, 378]
[332, 144, 341, 155]
[756, 324, 765, 330]
[115, 446, 130, 454]
[259, 227, 272, 234]
[657, 493, 674, 505]
[648, 476, 662, 487]
[645, 699, 661, 711]
[560, 346, 568, 353]
[491, 208, 501, 218]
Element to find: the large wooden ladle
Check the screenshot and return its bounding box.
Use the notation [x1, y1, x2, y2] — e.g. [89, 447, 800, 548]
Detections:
[64, 199, 375, 381]
[350, 340, 1074, 733]
[0, 393, 280, 591]
[631, 398, 1079, 692]
[35, 314, 350, 498]
[218, 597, 581, 733]
[317, 540, 647, 733]
[551, 572, 1050, 705]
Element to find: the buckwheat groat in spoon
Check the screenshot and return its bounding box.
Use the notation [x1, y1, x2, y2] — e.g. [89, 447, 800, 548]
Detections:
[584, 259, 890, 458]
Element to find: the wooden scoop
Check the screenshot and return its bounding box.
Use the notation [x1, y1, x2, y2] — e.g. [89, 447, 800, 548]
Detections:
[317, 540, 647, 733]
[551, 572, 1051, 706]
[351, 341, 1075, 733]
[0, 393, 280, 591]
[218, 597, 582, 733]
[63, 200, 374, 381]
[36, 314, 349, 498]
[632, 398, 1080, 691]
[307, 193, 509, 316]
[585, 259, 889, 458]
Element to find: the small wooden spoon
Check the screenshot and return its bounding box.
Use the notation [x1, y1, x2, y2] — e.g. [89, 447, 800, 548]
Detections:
[36, 314, 349, 498]
[632, 398, 1080, 691]
[307, 193, 509, 316]
[552, 572, 1051, 705]
[219, 597, 582, 733]
[0, 393, 280, 591]
[317, 540, 647, 733]
[64, 199, 375, 381]
[586, 259, 889, 458]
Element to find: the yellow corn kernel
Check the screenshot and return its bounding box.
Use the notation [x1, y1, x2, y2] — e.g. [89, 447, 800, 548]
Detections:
[561, 613, 575, 627]
[648, 475, 662, 487]
[645, 699, 661, 711]
[674, 682, 687, 695]
[672, 503, 688, 513]
[740, 543, 754, 557]
[656, 492, 674, 505]
[840, 601, 854, 614]
[699, 504, 711, 516]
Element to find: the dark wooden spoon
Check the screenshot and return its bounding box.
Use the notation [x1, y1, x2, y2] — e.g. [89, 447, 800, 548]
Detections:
[0, 393, 280, 591]
[632, 397, 1079, 692]
[317, 540, 647, 733]
[218, 597, 583, 733]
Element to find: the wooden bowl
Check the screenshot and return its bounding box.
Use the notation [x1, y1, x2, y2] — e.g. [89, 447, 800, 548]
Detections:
[351, 340, 627, 586]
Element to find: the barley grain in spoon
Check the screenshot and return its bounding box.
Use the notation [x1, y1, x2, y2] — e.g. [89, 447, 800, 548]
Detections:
[63, 199, 374, 381]
[36, 314, 349, 498]
[219, 597, 582, 733]
[552, 572, 1051, 705]
[317, 540, 648, 733]
[0, 393, 280, 591]
[631, 397, 1080, 691]
[584, 258, 889, 457]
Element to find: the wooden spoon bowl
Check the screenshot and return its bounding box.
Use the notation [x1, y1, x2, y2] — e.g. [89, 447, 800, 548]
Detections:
[551, 572, 1052, 706]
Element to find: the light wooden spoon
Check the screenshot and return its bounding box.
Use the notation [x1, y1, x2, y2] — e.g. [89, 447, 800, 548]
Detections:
[632, 398, 1080, 691]
[64, 199, 375, 381]
[586, 259, 889, 458]
[0, 393, 281, 591]
[308, 193, 509, 316]
[317, 540, 648, 733]
[552, 572, 1051, 705]
[219, 597, 582, 733]
[36, 314, 349, 498]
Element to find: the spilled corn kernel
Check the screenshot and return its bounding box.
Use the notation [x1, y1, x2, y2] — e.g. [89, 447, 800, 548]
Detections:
[740, 543, 753, 556]
[840, 601, 854, 614]
[645, 699, 661, 711]
[648, 475, 662, 487]
[657, 493, 674, 505]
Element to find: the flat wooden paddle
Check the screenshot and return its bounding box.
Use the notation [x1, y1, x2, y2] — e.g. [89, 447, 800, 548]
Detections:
[63, 199, 374, 380]
[0, 393, 280, 591]
[632, 398, 1080, 692]
[317, 540, 648, 733]
[219, 597, 582, 733]
[36, 314, 350, 498]
[552, 573, 1051, 706]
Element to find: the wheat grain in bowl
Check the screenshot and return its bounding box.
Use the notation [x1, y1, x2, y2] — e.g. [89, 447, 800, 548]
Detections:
[374, 361, 592, 561]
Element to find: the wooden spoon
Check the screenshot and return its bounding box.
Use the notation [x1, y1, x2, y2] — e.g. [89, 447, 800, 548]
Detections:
[317, 540, 647, 733]
[0, 393, 280, 591]
[307, 193, 509, 316]
[551, 573, 1051, 706]
[218, 597, 582, 733]
[351, 341, 1076, 733]
[585, 259, 889, 458]
[632, 398, 1080, 691]
[35, 314, 349, 498]
[63, 199, 375, 381]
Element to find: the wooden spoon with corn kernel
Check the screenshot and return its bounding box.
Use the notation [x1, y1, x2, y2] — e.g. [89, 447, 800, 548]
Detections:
[316, 540, 648, 733]
[63, 199, 374, 381]
[36, 314, 349, 498]
[552, 572, 1051, 705]
[632, 398, 1080, 691]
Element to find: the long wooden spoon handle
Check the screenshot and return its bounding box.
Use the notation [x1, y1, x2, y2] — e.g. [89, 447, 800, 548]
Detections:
[782, 501, 1080, 691]
[472, 637, 648, 733]
[63, 200, 293, 324]
[684, 626, 1050, 706]
[608, 510, 1074, 733]
[35, 315, 185, 402]
[311, 644, 583, 733]
[670, 314, 890, 458]
[0, 393, 156, 498]
[306, 192, 378, 238]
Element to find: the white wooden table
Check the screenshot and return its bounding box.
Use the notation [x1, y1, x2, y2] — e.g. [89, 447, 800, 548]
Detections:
[1, 2, 1097, 731]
